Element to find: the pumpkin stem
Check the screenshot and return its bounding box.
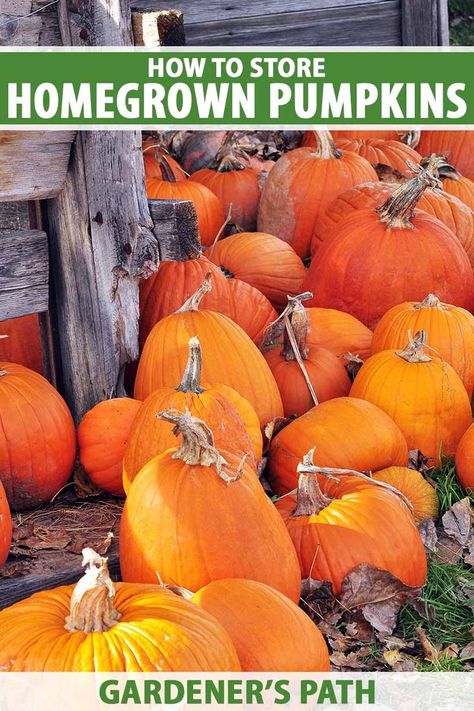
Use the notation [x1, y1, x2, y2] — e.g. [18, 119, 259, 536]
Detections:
[176, 272, 212, 312]
[311, 130, 341, 160]
[414, 293, 447, 311]
[0, 369, 7, 377]
[281, 299, 309, 361]
[293, 448, 338, 516]
[176, 337, 204, 394]
[158, 154, 178, 183]
[210, 131, 248, 172]
[64, 548, 121, 634]
[155, 409, 246, 484]
[421, 155, 461, 182]
[156, 572, 194, 599]
[376, 155, 443, 229]
[397, 330, 432, 363]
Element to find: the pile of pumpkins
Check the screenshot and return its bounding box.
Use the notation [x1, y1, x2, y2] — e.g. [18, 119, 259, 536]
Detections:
[1, 128, 474, 673]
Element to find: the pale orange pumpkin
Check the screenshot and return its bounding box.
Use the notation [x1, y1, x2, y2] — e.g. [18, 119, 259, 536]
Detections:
[455, 424, 474, 490]
[335, 138, 421, 175]
[372, 466, 439, 524]
[350, 331, 472, 463]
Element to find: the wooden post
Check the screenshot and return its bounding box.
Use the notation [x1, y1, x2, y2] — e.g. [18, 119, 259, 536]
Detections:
[401, 0, 449, 46]
[131, 2, 185, 46]
[0, 230, 49, 320]
[47, 0, 159, 421]
[148, 199, 201, 261]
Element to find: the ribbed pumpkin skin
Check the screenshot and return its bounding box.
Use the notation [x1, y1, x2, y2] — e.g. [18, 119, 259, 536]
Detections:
[336, 138, 421, 174]
[323, 183, 474, 266]
[135, 311, 283, 427]
[442, 176, 474, 211]
[192, 579, 330, 672]
[139, 257, 232, 349]
[0, 363, 76, 511]
[143, 144, 186, 180]
[371, 300, 474, 396]
[257, 147, 377, 258]
[0, 584, 240, 671]
[455, 424, 474, 490]
[301, 130, 401, 146]
[350, 351, 472, 462]
[0, 314, 44, 375]
[372, 466, 439, 524]
[147, 177, 225, 247]
[417, 130, 474, 180]
[207, 232, 306, 310]
[304, 210, 474, 329]
[268, 397, 408, 495]
[227, 279, 277, 345]
[123, 385, 262, 494]
[305, 308, 373, 361]
[277, 477, 427, 594]
[0, 480, 12, 567]
[190, 168, 260, 231]
[120, 451, 302, 602]
[265, 345, 351, 417]
[78, 398, 142, 497]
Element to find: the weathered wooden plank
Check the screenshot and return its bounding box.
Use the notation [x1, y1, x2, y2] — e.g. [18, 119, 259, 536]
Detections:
[131, 3, 185, 46]
[0, 131, 75, 202]
[167, 0, 394, 25]
[47, 0, 158, 423]
[148, 199, 200, 261]
[0, 201, 30, 232]
[183, 1, 401, 46]
[401, 0, 448, 46]
[0, 0, 62, 46]
[0, 229, 48, 320]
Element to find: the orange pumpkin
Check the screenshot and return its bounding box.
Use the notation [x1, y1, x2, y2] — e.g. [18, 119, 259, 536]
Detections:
[264, 298, 350, 417]
[268, 396, 408, 495]
[372, 466, 439, 524]
[417, 130, 474, 180]
[322, 180, 474, 267]
[335, 138, 421, 175]
[135, 275, 283, 427]
[124, 337, 262, 493]
[0, 480, 12, 567]
[139, 255, 232, 349]
[305, 307, 373, 361]
[120, 412, 301, 602]
[207, 231, 306, 310]
[226, 278, 277, 345]
[78, 398, 142, 497]
[192, 579, 330, 671]
[0, 548, 240, 671]
[441, 175, 474, 211]
[350, 331, 472, 463]
[304, 159, 474, 329]
[190, 133, 260, 231]
[371, 294, 474, 396]
[0, 314, 44, 375]
[276, 450, 427, 594]
[142, 139, 186, 180]
[301, 130, 402, 146]
[455, 424, 474, 490]
[0, 363, 76, 511]
[147, 158, 225, 247]
[258, 130, 377, 258]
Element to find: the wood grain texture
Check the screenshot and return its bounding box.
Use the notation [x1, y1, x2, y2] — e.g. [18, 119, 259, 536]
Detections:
[401, 0, 448, 45]
[47, 0, 158, 422]
[0, 132, 75, 202]
[182, 2, 402, 46]
[0, 229, 48, 320]
[148, 198, 201, 261]
[0, 202, 30, 232]
[0, 0, 62, 46]
[131, 4, 185, 46]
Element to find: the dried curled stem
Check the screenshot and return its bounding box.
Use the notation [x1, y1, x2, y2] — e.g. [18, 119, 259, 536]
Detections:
[64, 548, 121, 633]
[310, 130, 341, 160]
[156, 409, 247, 484]
[397, 330, 432, 363]
[176, 337, 204, 394]
[414, 294, 447, 311]
[176, 272, 212, 313]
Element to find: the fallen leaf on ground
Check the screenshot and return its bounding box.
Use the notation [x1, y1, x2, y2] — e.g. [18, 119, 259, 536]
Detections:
[460, 642, 474, 660]
[442, 498, 472, 546]
[418, 518, 438, 551]
[362, 596, 403, 637]
[339, 564, 417, 609]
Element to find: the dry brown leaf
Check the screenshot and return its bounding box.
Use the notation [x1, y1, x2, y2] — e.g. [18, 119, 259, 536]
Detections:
[442, 498, 472, 546]
[362, 597, 403, 637]
[330, 650, 366, 670]
[460, 642, 474, 660]
[383, 650, 417, 671]
[17, 528, 71, 551]
[0, 560, 31, 578]
[418, 518, 438, 551]
[408, 449, 433, 474]
[416, 627, 440, 663]
[433, 532, 464, 565]
[73, 466, 102, 499]
[339, 563, 417, 609]
[345, 616, 374, 644]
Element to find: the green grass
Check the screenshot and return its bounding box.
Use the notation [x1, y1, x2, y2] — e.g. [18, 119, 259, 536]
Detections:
[416, 657, 467, 672]
[449, 0, 474, 45]
[428, 456, 474, 516]
[397, 559, 474, 649]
